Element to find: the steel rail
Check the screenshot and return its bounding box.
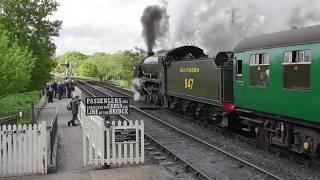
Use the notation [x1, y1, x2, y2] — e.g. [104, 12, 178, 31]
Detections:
[78, 80, 282, 180]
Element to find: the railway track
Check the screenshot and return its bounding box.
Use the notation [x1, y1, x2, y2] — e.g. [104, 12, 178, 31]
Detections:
[88, 81, 317, 166]
[77, 80, 281, 180]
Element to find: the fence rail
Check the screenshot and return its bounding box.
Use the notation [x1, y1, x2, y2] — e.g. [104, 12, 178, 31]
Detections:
[0, 115, 17, 126]
[32, 93, 47, 123]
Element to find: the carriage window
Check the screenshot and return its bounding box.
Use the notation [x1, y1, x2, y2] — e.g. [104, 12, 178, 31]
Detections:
[283, 50, 312, 64]
[283, 50, 312, 90]
[236, 60, 242, 80]
[250, 53, 270, 65]
[305, 50, 312, 62]
[249, 53, 270, 87]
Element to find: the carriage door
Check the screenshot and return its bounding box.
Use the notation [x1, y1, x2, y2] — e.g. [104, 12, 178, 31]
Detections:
[234, 59, 245, 103]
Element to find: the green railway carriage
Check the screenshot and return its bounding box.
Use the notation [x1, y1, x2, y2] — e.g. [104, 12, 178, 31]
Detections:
[233, 25, 320, 156]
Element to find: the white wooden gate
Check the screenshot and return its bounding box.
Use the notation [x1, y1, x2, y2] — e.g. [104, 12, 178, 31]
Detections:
[79, 103, 144, 167]
[0, 122, 47, 177]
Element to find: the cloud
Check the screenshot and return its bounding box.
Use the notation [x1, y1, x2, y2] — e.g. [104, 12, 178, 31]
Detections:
[53, 0, 159, 55]
[167, 0, 320, 56]
[54, 0, 320, 56]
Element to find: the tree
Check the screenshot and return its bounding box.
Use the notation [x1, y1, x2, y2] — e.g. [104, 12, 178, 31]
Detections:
[55, 51, 87, 65]
[0, 31, 35, 96]
[54, 51, 87, 73]
[119, 49, 144, 82]
[78, 61, 98, 77]
[0, 0, 62, 89]
[87, 52, 123, 79]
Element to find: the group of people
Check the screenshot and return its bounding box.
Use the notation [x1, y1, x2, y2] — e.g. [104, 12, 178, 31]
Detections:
[46, 79, 75, 103]
[45, 78, 80, 127]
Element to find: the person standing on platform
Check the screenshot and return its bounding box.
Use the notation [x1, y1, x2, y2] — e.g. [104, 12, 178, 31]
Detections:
[70, 80, 75, 92]
[47, 84, 54, 103]
[52, 80, 58, 98]
[64, 79, 70, 98]
[62, 81, 67, 98]
[57, 82, 64, 100]
[67, 80, 72, 98]
[68, 95, 81, 127]
[46, 82, 50, 101]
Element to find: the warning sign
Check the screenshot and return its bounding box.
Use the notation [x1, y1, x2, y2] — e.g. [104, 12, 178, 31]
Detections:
[114, 128, 136, 143]
[85, 97, 129, 115]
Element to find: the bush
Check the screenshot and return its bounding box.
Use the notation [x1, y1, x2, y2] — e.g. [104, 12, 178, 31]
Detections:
[78, 61, 99, 77]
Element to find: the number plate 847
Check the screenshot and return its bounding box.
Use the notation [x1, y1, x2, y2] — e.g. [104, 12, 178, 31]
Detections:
[184, 78, 194, 90]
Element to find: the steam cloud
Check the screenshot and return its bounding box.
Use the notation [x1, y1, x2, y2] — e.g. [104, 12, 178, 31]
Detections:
[131, 78, 144, 101]
[167, 0, 320, 56]
[141, 4, 169, 52]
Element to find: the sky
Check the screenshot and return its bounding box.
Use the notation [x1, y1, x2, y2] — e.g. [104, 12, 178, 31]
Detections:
[53, 0, 159, 55]
[53, 0, 320, 56]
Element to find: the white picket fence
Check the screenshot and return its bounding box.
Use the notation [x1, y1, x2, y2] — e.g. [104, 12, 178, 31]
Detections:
[0, 122, 47, 177]
[79, 103, 144, 167]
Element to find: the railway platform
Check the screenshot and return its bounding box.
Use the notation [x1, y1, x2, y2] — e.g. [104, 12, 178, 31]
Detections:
[1, 96, 179, 180]
[3, 165, 177, 180]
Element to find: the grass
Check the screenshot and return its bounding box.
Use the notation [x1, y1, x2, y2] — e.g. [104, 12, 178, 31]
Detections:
[16, 118, 32, 125]
[0, 90, 41, 111]
[0, 91, 40, 124]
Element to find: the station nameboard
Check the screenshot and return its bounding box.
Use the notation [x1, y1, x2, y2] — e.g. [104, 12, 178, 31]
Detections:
[114, 128, 136, 143]
[85, 97, 129, 115]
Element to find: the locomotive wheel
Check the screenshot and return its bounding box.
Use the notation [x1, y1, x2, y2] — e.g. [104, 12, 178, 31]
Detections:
[152, 91, 160, 105]
[185, 103, 195, 116]
[146, 93, 152, 103]
[168, 97, 173, 109]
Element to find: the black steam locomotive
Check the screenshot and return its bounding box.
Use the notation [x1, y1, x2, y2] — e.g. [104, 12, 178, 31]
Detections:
[133, 46, 234, 127]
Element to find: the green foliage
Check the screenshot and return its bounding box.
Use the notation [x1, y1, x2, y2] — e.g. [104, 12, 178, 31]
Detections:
[79, 61, 99, 77]
[86, 49, 143, 84]
[54, 51, 87, 73]
[0, 90, 40, 111]
[87, 52, 123, 78]
[0, 0, 62, 89]
[16, 118, 32, 125]
[57, 48, 145, 88]
[0, 31, 35, 96]
[119, 50, 144, 82]
[55, 51, 87, 66]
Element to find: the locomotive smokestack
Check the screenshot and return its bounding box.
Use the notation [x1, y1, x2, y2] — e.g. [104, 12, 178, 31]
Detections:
[147, 51, 154, 56]
[141, 4, 169, 53]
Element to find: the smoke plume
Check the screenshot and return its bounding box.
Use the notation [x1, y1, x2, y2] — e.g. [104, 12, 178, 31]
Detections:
[141, 4, 169, 52]
[167, 0, 320, 56]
